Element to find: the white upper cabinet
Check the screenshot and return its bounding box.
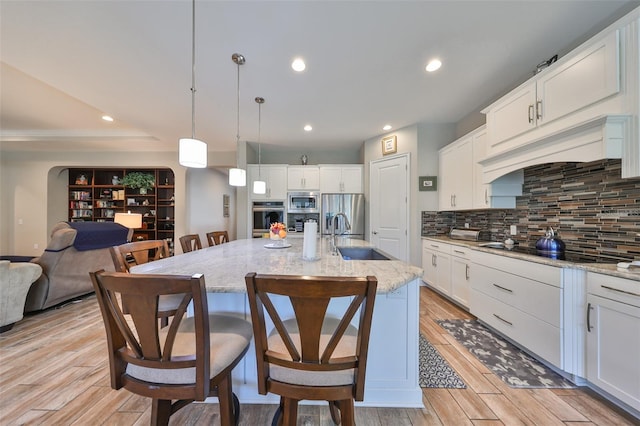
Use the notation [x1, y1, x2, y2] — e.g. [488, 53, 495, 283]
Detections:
[319, 165, 363, 193]
[439, 136, 474, 211]
[287, 166, 320, 191]
[485, 30, 621, 157]
[248, 165, 288, 201]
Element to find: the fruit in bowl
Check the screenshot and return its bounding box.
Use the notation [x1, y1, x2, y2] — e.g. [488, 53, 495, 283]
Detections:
[270, 222, 287, 240]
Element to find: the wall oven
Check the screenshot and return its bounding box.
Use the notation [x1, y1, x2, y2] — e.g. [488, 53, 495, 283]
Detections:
[252, 201, 285, 238]
[288, 191, 320, 213]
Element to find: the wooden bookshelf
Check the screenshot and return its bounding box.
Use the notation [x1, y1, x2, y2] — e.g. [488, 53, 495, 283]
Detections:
[68, 168, 175, 251]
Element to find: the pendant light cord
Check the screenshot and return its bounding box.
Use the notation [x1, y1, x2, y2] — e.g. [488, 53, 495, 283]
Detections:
[258, 100, 262, 177]
[236, 60, 240, 168]
[190, 0, 196, 139]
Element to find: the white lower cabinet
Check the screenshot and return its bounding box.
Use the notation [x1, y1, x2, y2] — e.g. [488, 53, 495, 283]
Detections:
[586, 272, 640, 412]
[422, 239, 472, 309]
[470, 251, 562, 368]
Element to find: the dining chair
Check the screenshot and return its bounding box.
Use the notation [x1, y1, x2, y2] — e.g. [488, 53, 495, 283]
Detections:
[90, 270, 253, 426]
[206, 231, 229, 247]
[179, 234, 202, 253]
[110, 239, 170, 273]
[244, 272, 378, 426]
[110, 240, 177, 326]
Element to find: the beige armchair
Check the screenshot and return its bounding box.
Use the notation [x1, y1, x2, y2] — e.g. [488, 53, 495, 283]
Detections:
[0, 260, 42, 332]
[25, 222, 131, 312]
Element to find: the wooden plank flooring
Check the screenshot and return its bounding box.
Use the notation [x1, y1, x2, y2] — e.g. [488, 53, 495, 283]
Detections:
[1, 286, 637, 425]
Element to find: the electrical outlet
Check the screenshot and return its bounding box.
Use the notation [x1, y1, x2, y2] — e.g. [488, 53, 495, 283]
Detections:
[464, 223, 470, 228]
[33, 243, 39, 249]
[18, 218, 23, 225]
[510, 225, 517, 235]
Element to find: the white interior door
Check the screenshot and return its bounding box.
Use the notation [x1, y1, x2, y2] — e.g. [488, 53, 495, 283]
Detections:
[370, 154, 409, 261]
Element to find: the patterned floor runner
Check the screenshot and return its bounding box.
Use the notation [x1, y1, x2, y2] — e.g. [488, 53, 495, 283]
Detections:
[419, 334, 466, 388]
[437, 319, 575, 388]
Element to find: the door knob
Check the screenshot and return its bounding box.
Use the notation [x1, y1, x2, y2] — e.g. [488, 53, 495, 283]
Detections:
[372, 231, 378, 235]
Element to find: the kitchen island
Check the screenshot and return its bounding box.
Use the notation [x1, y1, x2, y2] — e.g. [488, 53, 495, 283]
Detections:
[131, 237, 424, 407]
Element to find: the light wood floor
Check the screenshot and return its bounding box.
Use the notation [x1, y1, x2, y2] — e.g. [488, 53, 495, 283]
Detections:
[1, 286, 637, 425]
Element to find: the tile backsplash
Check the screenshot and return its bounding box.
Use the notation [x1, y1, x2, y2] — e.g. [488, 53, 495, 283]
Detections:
[422, 159, 640, 262]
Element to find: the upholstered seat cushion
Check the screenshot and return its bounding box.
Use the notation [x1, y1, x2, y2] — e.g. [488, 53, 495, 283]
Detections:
[267, 316, 358, 386]
[126, 313, 252, 385]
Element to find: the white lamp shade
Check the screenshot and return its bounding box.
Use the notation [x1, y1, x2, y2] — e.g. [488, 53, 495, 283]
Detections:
[114, 211, 142, 229]
[253, 180, 266, 194]
[229, 168, 246, 186]
[179, 138, 207, 168]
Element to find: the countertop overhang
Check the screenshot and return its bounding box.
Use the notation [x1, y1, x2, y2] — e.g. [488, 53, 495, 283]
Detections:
[131, 237, 423, 293]
[422, 236, 640, 282]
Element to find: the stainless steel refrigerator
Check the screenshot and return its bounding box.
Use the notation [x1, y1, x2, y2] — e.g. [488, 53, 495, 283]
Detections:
[321, 193, 365, 239]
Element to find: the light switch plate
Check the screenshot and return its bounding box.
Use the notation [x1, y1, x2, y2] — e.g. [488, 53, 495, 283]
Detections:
[510, 225, 517, 235]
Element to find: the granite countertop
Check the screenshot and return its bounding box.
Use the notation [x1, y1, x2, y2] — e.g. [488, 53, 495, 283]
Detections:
[422, 236, 640, 282]
[131, 237, 423, 293]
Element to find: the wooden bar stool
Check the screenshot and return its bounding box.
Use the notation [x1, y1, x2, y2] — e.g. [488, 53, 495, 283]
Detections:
[179, 234, 202, 253]
[206, 231, 229, 247]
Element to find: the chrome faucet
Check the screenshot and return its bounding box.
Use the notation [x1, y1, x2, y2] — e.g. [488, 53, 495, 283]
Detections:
[330, 212, 351, 255]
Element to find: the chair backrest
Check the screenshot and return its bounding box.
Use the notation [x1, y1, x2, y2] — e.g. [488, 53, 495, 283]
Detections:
[90, 270, 210, 399]
[179, 234, 202, 253]
[206, 231, 229, 247]
[244, 273, 377, 400]
[110, 240, 170, 273]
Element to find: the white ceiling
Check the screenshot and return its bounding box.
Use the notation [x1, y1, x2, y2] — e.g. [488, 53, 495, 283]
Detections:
[1, 0, 639, 155]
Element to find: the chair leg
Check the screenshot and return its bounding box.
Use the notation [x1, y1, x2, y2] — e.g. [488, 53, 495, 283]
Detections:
[271, 398, 284, 426]
[217, 374, 235, 426]
[151, 399, 172, 426]
[281, 397, 299, 426]
[338, 399, 355, 426]
[329, 400, 341, 425]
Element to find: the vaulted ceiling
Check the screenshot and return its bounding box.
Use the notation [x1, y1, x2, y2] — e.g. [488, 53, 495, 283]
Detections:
[1, 0, 638, 153]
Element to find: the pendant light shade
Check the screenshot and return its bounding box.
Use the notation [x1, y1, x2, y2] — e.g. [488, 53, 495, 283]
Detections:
[229, 168, 246, 186]
[253, 96, 266, 195]
[229, 53, 246, 186]
[179, 0, 207, 168]
[179, 138, 207, 168]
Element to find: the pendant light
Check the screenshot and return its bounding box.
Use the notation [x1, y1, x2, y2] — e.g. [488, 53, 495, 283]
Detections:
[179, 0, 207, 168]
[253, 97, 266, 194]
[229, 53, 246, 186]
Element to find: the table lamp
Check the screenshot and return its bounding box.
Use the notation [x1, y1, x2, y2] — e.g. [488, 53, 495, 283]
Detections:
[114, 211, 142, 241]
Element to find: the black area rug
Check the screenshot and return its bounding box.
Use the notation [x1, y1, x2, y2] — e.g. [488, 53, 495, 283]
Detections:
[437, 319, 575, 389]
[419, 334, 466, 388]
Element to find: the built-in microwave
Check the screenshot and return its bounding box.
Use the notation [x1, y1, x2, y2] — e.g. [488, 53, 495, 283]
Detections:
[288, 191, 320, 213]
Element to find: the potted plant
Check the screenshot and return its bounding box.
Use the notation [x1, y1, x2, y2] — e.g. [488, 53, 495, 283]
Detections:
[121, 172, 155, 194]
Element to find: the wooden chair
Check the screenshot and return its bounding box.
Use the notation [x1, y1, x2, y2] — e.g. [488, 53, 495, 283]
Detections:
[206, 231, 229, 247]
[110, 240, 177, 326]
[90, 270, 253, 426]
[109, 239, 170, 273]
[179, 234, 202, 253]
[244, 273, 378, 426]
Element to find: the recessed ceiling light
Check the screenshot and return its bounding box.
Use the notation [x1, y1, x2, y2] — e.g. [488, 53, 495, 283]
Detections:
[304, 124, 312, 132]
[383, 124, 392, 131]
[101, 115, 114, 122]
[292, 58, 306, 72]
[425, 59, 442, 73]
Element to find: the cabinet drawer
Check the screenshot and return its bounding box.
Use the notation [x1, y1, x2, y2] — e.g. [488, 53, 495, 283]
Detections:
[473, 264, 561, 327]
[587, 272, 640, 307]
[422, 239, 452, 254]
[472, 251, 561, 287]
[471, 289, 561, 367]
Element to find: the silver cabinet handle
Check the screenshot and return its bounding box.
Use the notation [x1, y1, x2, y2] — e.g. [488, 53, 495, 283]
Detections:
[536, 100, 543, 120]
[450, 194, 454, 207]
[453, 249, 465, 254]
[492, 283, 513, 293]
[587, 302, 593, 332]
[528, 104, 534, 123]
[465, 264, 470, 280]
[484, 188, 488, 204]
[432, 254, 437, 267]
[601, 285, 640, 298]
[493, 314, 513, 326]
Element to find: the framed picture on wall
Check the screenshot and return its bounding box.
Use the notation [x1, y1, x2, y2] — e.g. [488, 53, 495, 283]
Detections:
[381, 135, 397, 155]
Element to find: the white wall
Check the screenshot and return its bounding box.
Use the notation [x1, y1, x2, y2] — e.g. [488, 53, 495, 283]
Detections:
[186, 167, 238, 245]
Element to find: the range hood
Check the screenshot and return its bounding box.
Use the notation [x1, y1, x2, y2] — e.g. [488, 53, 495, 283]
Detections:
[479, 115, 630, 183]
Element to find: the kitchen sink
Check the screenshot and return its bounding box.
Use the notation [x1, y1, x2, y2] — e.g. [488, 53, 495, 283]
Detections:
[337, 247, 391, 261]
